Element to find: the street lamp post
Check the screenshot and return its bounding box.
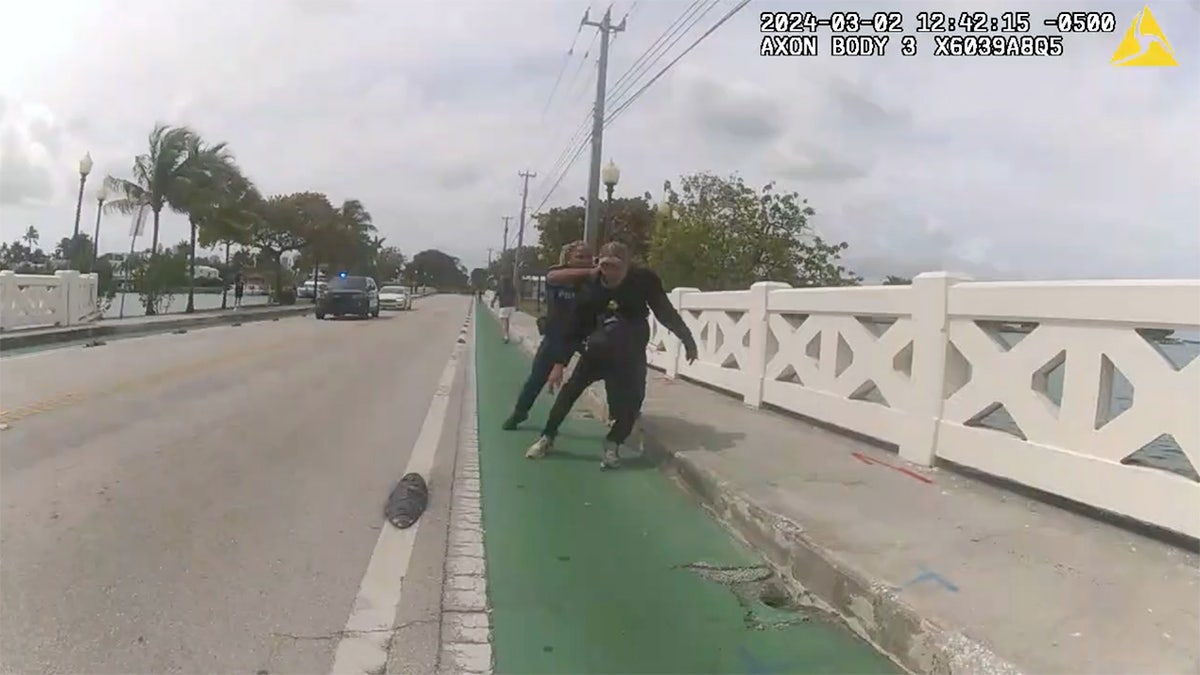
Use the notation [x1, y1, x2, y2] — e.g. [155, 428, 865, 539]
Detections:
[71, 153, 93, 267]
[91, 184, 108, 272]
[600, 159, 620, 246]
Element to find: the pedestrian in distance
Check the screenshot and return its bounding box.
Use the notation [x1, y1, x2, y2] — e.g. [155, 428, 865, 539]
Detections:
[491, 274, 518, 343]
[525, 241, 699, 470]
[233, 272, 245, 309]
[502, 240, 593, 431]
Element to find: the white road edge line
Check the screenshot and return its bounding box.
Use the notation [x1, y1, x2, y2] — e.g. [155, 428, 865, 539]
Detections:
[329, 327, 467, 675]
[438, 309, 494, 674]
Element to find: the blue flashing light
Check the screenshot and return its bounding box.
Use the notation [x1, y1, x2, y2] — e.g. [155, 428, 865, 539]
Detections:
[339, 271, 347, 278]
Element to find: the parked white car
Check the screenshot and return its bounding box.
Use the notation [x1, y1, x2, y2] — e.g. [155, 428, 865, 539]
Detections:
[379, 286, 412, 311]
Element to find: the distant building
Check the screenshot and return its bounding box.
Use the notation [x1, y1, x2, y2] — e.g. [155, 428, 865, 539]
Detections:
[193, 265, 221, 280]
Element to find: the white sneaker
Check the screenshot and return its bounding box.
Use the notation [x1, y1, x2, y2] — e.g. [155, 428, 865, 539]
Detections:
[526, 436, 553, 459]
[601, 440, 621, 470]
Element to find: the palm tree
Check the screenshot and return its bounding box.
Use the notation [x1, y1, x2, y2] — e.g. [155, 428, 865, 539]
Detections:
[104, 124, 198, 314]
[336, 198, 377, 273]
[167, 135, 242, 312]
[198, 178, 261, 310]
[22, 226, 39, 249]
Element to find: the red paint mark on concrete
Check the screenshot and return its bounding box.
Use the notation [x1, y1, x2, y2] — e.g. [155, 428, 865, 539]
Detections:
[850, 451, 933, 484]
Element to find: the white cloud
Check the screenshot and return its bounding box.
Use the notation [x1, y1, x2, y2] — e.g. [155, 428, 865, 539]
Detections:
[0, 0, 1196, 281]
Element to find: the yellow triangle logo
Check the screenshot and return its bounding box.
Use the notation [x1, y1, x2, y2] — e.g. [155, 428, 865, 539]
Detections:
[1111, 6, 1178, 66]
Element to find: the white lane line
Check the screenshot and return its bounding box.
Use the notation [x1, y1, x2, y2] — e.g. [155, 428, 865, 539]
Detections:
[329, 337, 466, 675]
[438, 309, 493, 674]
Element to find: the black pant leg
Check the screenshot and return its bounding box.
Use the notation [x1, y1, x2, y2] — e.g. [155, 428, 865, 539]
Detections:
[541, 356, 602, 439]
[513, 339, 556, 416]
[604, 358, 644, 445]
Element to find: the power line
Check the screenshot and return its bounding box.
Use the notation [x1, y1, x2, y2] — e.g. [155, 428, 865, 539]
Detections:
[606, 0, 721, 109]
[530, 0, 705, 208]
[607, 0, 752, 127]
[541, 6, 591, 119]
[531, 131, 593, 214]
[532, 0, 750, 214]
[605, 0, 704, 106]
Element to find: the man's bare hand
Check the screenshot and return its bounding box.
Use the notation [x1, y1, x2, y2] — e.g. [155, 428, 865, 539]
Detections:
[547, 364, 565, 393]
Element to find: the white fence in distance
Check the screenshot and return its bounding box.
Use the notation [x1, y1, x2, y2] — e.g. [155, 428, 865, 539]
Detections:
[0, 270, 100, 332]
[644, 273, 1200, 539]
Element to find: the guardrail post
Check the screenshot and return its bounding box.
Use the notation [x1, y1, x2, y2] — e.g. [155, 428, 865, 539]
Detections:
[743, 281, 791, 408]
[664, 287, 698, 380]
[54, 270, 80, 327]
[0, 271, 15, 331]
[901, 271, 972, 466]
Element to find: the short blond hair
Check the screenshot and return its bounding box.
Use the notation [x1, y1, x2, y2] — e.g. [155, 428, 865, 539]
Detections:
[559, 240, 590, 265]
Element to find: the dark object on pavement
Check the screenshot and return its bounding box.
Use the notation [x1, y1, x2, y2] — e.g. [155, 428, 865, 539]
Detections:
[385, 472, 429, 529]
[173, 329, 188, 334]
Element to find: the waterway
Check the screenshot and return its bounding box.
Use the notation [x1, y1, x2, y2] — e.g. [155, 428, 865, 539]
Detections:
[102, 291, 270, 319]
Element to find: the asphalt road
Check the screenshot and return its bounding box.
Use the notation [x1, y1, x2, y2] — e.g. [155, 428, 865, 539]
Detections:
[0, 295, 470, 675]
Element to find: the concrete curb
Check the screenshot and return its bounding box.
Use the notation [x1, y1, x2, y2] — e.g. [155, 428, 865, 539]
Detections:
[485, 304, 1018, 675]
[0, 305, 313, 352]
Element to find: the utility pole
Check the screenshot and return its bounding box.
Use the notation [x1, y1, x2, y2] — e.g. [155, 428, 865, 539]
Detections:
[487, 248, 495, 266]
[513, 170, 537, 293]
[500, 216, 512, 266]
[582, 7, 625, 251]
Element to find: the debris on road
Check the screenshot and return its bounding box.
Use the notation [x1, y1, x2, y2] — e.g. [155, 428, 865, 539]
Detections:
[385, 472, 429, 529]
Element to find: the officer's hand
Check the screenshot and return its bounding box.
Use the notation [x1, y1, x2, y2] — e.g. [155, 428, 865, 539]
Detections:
[685, 343, 699, 364]
[547, 364, 565, 393]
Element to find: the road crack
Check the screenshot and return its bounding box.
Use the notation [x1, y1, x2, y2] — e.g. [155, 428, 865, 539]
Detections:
[270, 618, 437, 642]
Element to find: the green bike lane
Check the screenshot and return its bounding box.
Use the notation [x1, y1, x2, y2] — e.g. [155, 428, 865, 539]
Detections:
[473, 309, 897, 674]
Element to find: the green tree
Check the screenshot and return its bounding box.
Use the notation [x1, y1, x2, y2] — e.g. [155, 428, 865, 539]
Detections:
[648, 173, 857, 291]
[166, 132, 244, 312]
[22, 226, 38, 249]
[469, 267, 488, 291]
[534, 196, 655, 265]
[54, 234, 94, 270]
[534, 205, 584, 268]
[882, 275, 912, 285]
[249, 192, 314, 299]
[197, 177, 260, 309]
[104, 123, 201, 314]
[131, 247, 188, 314]
[370, 244, 406, 282]
[488, 245, 542, 282]
[408, 249, 468, 290]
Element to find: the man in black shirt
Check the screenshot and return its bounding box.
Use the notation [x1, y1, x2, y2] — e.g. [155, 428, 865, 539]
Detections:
[526, 241, 698, 469]
[501, 241, 593, 430]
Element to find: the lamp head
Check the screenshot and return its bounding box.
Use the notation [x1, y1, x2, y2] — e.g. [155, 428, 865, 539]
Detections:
[601, 159, 620, 188]
[79, 152, 93, 177]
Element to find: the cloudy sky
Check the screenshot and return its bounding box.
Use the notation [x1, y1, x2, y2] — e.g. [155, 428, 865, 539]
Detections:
[1, 0, 1197, 281]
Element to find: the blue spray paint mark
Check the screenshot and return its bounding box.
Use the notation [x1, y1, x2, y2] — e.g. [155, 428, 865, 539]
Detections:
[895, 566, 959, 593]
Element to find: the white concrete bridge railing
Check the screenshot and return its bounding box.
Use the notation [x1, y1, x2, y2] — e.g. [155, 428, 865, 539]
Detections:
[0, 270, 100, 332]
[646, 273, 1200, 539]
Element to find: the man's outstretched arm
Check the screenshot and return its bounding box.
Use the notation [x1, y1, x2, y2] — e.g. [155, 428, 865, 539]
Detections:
[645, 272, 698, 363]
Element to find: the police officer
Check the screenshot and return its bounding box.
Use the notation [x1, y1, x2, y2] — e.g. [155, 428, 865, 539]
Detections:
[526, 241, 698, 469]
[502, 240, 593, 430]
